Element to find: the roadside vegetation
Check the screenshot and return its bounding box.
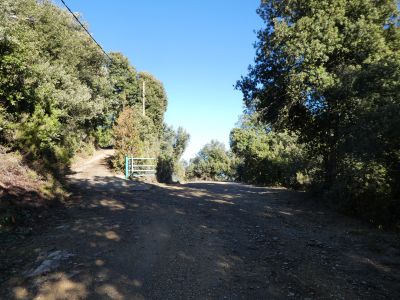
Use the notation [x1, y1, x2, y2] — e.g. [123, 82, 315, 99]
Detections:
[236, 0, 400, 229]
[186, 140, 236, 181]
[188, 0, 400, 229]
[1, 1, 399, 297]
[1, 0, 399, 232]
[157, 126, 190, 183]
[0, 0, 188, 229]
[230, 113, 308, 188]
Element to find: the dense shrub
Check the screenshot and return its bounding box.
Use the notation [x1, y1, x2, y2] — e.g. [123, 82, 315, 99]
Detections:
[230, 115, 307, 187]
[156, 126, 189, 183]
[0, 0, 113, 174]
[324, 158, 396, 227]
[112, 106, 159, 171]
[187, 140, 235, 181]
[156, 156, 174, 183]
[236, 0, 400, 227]
[0, 1, 169, 177]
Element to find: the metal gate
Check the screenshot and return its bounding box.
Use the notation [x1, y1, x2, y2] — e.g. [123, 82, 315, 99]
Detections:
[125, 157, 156, 179]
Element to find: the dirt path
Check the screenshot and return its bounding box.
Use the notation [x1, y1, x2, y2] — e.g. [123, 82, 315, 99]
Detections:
[70, 149, 118, 180]
[1, 151, 400, 299]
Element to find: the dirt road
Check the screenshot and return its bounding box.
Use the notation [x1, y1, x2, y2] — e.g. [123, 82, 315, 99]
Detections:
[1, 150, 400, 299]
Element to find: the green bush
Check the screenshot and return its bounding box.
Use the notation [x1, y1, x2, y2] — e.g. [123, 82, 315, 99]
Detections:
[17, 108, 73, 173]
[156, 126, 190, 183]
[112, 106, 159, 171]
[230, 117, 307, 187]
[187, 140, 235, 181]
[156, 156, 174, 183]
[94, 127, 114, 148]
[235, 0, 400, 227]
[326, 158, 394, 226]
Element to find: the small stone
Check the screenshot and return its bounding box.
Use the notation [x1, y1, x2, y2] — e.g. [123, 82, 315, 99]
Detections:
[26, 250, 74, 278]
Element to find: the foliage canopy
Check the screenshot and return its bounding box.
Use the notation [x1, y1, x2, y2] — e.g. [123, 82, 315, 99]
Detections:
[237, 0, 400, 226]
[0, 0, 173, 177]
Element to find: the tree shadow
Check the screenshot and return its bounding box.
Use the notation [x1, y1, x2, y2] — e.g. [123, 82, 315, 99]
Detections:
[1, 179, 399, 299]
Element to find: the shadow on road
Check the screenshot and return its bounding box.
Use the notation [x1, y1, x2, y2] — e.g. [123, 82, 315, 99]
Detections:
[2, 177, 400, 299]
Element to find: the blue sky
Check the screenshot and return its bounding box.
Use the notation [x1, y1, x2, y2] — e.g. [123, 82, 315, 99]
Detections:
[57, 0, 263, 160]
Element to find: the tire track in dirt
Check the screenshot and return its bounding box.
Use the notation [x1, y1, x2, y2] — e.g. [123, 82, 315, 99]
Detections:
[1, 150, 400, 299]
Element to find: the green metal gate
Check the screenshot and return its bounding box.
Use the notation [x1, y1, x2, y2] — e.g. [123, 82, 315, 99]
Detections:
[125, 157, 156, 179]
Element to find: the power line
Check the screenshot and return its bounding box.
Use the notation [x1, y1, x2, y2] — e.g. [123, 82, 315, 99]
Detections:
[59, 0, 111, 61]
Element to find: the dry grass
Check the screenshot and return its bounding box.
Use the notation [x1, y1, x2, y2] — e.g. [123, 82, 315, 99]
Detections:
[0, 148, 67, 229]
[0, 151, 44, 193]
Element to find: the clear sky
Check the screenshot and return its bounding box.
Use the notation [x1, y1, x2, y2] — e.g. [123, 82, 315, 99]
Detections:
[56, 0, 263, 160]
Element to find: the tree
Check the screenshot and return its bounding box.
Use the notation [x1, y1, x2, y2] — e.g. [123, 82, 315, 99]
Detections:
[0, 0, 171, 178]
[107, 52, 139, 115]
[157, 125, 190, 183]
[230, 114, 307, 187]
[237, 0, 400, 225]
[111, 70, 170, 173]
[94, 52, 140, 148]
[187, 140, 234, 181]
[112, 106, 159, 170]
[0, 0, 111, 173]
[138, 72, 168, 138]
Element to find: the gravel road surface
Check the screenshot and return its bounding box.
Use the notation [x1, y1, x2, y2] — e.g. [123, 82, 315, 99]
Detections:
[1, 150, 399, 299]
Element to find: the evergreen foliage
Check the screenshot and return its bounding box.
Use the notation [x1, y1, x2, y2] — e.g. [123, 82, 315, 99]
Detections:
[0, 0, 175, 178]
[157, 126, 190, 183]
[112, 106, 159, 170]
[230, 114, 307, 187]
[237, 0, 400, 226]
[138, 72, 168, 139]
[0, 0, 112, 173]
[187, 140, 235, 181]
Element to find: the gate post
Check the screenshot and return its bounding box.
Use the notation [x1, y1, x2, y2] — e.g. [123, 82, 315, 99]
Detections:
[125, 156, 129, 179]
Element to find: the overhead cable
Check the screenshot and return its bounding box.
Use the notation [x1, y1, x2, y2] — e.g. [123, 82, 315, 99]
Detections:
[60, 0, 111, 61]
